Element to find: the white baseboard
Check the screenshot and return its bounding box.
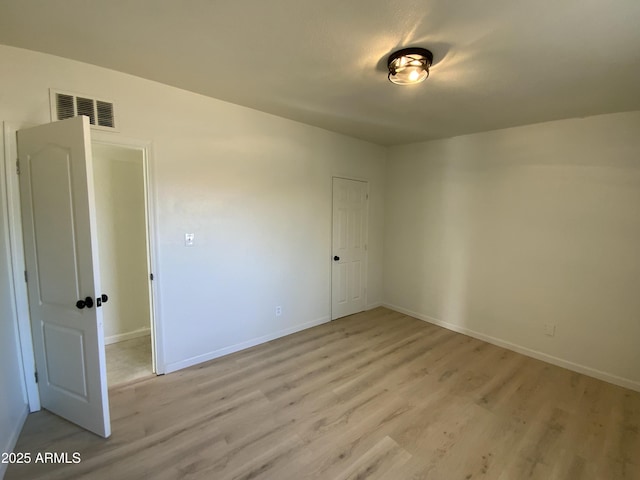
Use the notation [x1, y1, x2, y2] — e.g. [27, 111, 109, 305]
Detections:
[365, 302, 382, 310]
[383, 303, 640, 393]
[165, 316, 331, 374]
[0, 402, 29, 479]
[105, 327, 150, 345]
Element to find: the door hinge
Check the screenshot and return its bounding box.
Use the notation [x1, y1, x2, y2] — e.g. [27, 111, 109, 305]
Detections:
[150, 273, 154, 281]
[16, 159, 20, 175]
[34, 371, 38, 383]
[24, 270, 28, 283]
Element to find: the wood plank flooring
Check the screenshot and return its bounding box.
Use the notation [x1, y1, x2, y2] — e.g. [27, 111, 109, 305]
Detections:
[6, 307, 640, 479]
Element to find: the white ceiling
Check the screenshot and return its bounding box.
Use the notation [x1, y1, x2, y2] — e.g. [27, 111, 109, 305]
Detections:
[1, 0, 639, 145]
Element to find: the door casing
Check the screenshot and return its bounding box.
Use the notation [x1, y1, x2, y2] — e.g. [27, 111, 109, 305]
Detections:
[92, 133, 162, 376]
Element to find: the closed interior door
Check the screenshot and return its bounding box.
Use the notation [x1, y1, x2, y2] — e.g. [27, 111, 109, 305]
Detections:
[18, 116, 111, 437]
[331, 177, 367, 320]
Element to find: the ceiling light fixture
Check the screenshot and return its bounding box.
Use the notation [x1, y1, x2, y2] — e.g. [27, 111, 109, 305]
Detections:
[387, 48, 433, 85]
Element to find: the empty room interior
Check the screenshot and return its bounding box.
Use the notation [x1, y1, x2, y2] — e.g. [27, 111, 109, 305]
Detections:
[0, 1, 639, 479]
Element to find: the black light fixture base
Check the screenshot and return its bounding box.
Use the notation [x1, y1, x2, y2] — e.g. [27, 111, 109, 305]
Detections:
[387, 47, 433, 68]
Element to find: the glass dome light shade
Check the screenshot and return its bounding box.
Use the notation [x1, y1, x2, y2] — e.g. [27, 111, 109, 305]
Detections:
[387, 48, 433, 85]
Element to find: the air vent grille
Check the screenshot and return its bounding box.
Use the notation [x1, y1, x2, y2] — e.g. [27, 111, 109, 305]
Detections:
[56, 94, 75, 120]
[51, 90, 116, 129]
[76, 97, 96, 125]
[96, 101, 115, 128]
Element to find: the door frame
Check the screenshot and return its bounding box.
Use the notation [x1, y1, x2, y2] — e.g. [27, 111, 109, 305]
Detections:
[3, 121, 40, 411]
[92, 131, 163, 376]
[330, 175, 370, 321]
[2, 122, 164, 413]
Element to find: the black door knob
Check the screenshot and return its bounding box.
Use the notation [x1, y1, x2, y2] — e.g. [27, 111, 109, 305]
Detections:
[333, 256, 340, 261]
[76, 296, 94, 309]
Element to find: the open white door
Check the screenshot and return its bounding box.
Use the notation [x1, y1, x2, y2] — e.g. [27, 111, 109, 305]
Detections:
[331, 177, 367, 320]
[17, 116, 110, 438]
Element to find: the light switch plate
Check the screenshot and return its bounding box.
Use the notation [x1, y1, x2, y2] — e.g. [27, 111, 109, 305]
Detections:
[544, 323, 556, 337]
[185, 233, 195, 247]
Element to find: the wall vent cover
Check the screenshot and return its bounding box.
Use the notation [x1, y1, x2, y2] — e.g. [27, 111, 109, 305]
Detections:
[50, 89, 117, 130]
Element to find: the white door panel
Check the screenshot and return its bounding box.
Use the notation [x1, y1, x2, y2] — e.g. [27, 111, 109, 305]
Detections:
[18, 116, 110, 438]
[43, 323, 88, 398]
[28, 147, 80, 305]
[331, 178, 367, 320]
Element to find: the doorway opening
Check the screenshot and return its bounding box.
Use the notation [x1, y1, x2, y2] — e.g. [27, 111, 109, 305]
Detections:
[5, 118, 161, 436]
[91, 142, 155, 387]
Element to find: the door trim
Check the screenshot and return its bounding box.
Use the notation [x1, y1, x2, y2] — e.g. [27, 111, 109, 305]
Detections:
[3, 121, 40, 411]
[330, 175, 369, 321]
[91, 132, 164, 374]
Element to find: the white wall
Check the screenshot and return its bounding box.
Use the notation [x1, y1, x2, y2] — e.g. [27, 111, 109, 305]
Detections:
[384, 111, 640, 390]
[92, 144, 150, 342]
[0, 127, 29, 477]
[0, 45, 386, 374]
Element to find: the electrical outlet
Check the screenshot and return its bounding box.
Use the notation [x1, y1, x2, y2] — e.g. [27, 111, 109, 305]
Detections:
[275, 306, 282, 316]
[544, 323, 556, 337]
[185, 233, 195, 247]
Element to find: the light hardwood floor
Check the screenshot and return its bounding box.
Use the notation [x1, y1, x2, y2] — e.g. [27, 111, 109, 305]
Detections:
[6, 308, 640, 479]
